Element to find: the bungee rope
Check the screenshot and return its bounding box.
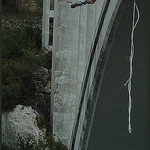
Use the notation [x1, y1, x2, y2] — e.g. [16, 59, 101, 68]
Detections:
[124, 0, 140, 134]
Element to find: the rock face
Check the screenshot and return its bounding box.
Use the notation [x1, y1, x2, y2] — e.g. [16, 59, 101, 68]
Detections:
[2, 67, 51, 146]
[2, 105, 45, 146]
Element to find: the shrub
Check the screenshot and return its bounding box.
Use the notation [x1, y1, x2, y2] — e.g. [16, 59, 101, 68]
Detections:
[2, 134, 68, 150]
[2, 25, 51, 112]
[37, 114, 46, 129]
[2, 0, 43, 16]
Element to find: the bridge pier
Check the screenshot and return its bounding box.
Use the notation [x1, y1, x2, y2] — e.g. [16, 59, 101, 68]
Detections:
[51, 0, 123, 149]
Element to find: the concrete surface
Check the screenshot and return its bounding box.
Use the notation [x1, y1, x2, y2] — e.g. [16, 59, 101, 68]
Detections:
[52, 0, 122, 148]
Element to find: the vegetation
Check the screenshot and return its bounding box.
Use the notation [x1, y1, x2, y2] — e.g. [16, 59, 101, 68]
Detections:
[37, 114, 46, 129]
[1, 3, 67, 150]
[2, 0, 43, 18]
[2, 134, 68, 150]
[2, 23, 52, 112]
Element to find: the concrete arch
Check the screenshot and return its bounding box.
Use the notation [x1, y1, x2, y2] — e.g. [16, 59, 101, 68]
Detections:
[51, 0, 124, 149]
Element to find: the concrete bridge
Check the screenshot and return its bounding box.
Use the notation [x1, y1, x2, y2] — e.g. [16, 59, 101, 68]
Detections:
[50, 0, 124, 149]
[42, 0, 150, 149]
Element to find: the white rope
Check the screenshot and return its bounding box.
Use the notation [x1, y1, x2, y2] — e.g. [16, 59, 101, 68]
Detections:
[124, 0, 140, 134]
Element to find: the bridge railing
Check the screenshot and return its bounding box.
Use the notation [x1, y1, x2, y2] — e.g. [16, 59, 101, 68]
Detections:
[70, 0, 123, 149]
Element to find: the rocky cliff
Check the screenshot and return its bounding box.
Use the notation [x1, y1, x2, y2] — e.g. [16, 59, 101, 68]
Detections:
[2, 66, 51, 147]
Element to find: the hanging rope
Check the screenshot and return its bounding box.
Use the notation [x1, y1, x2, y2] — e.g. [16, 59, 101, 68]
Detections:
[124, 0, 140, 134]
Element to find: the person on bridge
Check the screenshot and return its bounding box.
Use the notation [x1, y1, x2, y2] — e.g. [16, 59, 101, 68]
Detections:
[67, 0, 96, 8]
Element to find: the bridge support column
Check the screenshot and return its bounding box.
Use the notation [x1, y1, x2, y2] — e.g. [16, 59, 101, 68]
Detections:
[51, 0, 81, 146]
[52, 0, 107, 147]
[52, 0, 122, 149]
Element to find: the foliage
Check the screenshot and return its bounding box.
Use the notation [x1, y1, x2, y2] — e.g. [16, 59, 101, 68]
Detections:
[36, 0, 43, 10]
[2, 25, 51, 112]
[2, 0, 43, 17]
[44, 134, 68, 150]
[2, 134, 68, 150]
[2, 143, 11, 150]
[37, 114, 46, 129]
[40, 50, 52, 69]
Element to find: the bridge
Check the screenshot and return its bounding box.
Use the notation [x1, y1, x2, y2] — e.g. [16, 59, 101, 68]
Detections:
[42, 0, 149, 149]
